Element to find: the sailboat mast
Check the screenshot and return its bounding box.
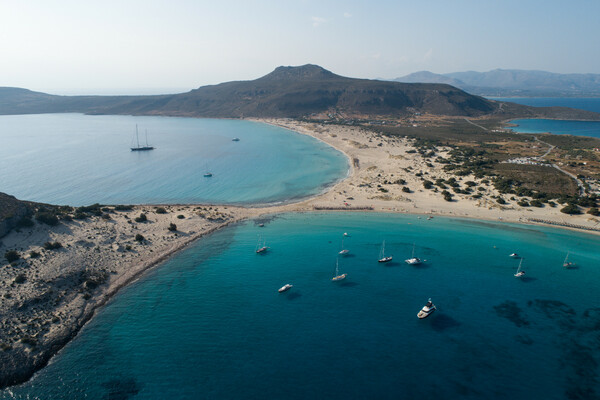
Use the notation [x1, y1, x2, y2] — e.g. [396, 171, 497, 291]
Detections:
[145, 129, 149, 146]
[136, 125, 140, 148]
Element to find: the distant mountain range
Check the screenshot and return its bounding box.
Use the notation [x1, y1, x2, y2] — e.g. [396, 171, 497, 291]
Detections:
[1, 65, 599, 120]
[393, 69, 600, 97]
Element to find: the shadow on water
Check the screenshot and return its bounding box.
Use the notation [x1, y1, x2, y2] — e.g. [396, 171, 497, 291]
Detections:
[102, 376, 141, 400]
[286, 292, 302, 301]
[339, 281, 358, 288]
[519, 276, 537, 283]
[430, 314, 461, 332]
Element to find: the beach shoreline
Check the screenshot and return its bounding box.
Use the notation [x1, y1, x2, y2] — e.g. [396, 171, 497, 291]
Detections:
[2, 118, 600, 389]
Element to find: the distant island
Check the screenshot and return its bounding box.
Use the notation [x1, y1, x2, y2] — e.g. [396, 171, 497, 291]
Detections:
[393, 69, 600, 97]
[1, 65, 600, 120]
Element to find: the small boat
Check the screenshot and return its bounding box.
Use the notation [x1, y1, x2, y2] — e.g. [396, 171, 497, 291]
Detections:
[509, 253, 519, 258]
[378, 240, 393, 263]
[338, 236, 349, 255]
[563, 252, 573, 268]
[258, 223, 265, 227]
[417, 298, 436, 319]
[130, 125, 155, 151]
[203, 172, 213, 177]
[278, 284, 292, 293]
[514, 258, 525, 277]
[256, 236, 268, 254]
[232, 138, 240, 142]
[343, 232, 349, 237]
[331, 258, 347, 281]
[405, 243, 422, 265]
[427, 216, 433, 220]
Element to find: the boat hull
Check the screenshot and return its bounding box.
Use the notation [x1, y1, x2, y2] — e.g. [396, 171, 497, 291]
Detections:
[131, 146, 155, 151]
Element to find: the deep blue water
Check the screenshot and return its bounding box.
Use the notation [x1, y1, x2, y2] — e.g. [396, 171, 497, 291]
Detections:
[490, 97, 600, 138]
[0, 114, 348, 206]
[3, 213, 599, 400]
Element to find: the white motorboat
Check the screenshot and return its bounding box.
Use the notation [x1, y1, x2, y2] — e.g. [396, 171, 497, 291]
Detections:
[278, 284, 292, 293]
[417, 298, 436, 319]
[509, 253, 519, 258]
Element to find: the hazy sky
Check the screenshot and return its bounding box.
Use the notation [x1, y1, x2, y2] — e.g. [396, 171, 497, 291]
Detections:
[1, 0, 599, 94]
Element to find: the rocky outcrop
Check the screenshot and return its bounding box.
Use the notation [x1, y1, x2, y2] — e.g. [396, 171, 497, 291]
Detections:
[0, 193, 33, 238]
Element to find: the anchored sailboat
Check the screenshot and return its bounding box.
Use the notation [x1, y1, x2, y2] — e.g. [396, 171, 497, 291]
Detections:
[378, 240, 393, 263]
[563, 252, 573, 268]
[332, 257, 347, 281]
[405, 243, 422, 265]
[256, 236, 268, 254]
[130, 125, 154, 151]
[514, 258, 525, 277]
[338, 235, 349, 255]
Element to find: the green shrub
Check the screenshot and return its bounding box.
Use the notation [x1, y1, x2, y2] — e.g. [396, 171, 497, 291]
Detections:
[168, 223, 177, 231]
[14, 274, 26, 284]
[16, 216, 34, 228]
[423, 180, 433, 189]
[560, 204, 581, 215]
[35, 212, 59, 226]
[134, 213, 147, 223]
[114, 205, 133, 211]
[43, 241, 63, 250]
[5, 250, 20, 263]
[402, 187, 411, 193]
[155, 207, 167, 214]
[587, 207, 600, 216]
[29, 251, 41, 259]
[530, 200, 544, 208]
[177, 215, 185, 219]
[441, 190, 453, 202]
[135, 234, 145, 242]
[497, 197, 506, 205]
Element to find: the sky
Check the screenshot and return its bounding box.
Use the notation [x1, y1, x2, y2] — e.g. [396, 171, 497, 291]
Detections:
[1, 0, 599, 95]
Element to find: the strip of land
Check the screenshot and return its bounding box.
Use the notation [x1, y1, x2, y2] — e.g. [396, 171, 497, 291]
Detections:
[1, 119, 599, 389]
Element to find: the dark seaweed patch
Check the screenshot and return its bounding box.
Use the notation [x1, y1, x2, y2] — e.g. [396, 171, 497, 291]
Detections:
[493, 300, 530, 327]
[529, 299, 576, 329]
[580, 307, 600, 334]
[515, 334, 534, 345]
[561, 341, 599, 400]
[102, 377, 141, 400]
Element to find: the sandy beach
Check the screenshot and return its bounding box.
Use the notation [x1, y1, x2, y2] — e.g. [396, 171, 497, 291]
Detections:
[1, 118, 599, 388]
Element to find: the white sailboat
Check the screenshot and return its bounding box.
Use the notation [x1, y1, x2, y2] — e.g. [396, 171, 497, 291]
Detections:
[405, 243, 422, 265]
[332, 258, 347, 281]
[378, 240, 392, 263]
[256, 236, 268, 254]
[563, 252, 573, 268]
[338, 236, 349, 255]
[514, 258, 525, 277]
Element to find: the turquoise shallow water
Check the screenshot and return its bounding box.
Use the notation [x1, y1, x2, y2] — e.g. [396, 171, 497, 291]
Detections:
[0, 114, 348, 206]
[3, 213, 599, 399]
[491, 97, 600, 138]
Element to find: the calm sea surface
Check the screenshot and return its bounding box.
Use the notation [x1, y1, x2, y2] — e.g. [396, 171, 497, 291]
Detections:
[3, 213, 599, 400]
[0, 114, 348, 206]
[491, 97, 600, 138]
